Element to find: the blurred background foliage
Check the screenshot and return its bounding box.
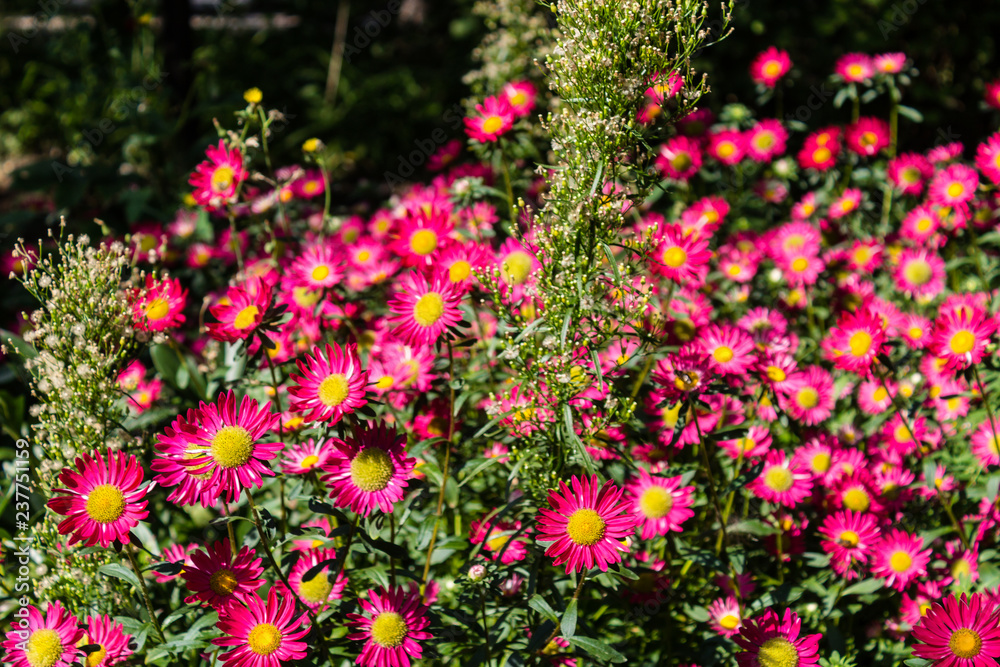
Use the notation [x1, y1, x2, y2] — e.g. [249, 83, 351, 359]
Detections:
[1, 0, 999, 235]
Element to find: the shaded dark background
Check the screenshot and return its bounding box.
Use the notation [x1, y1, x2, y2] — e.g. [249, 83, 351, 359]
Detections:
[1, 0, 998, 235]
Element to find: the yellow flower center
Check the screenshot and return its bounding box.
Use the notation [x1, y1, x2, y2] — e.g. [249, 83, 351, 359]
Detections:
[860, 131, 878, 147]
[903, 259, 933, 286]
[144, 297, 170, 321]
[791, 257, 809, 273]
[889, 551, 913, 573]
[716, 142, 736, 158]
[247, 623, 282, 656]
[848, 64, 863, 78]
[947, 182, 965, 199]
[487, 532, 509, 551]
[764, 467, 794, 492]
[449, 260, 472, 282]
[839, 530, 860, 547]
[85, 484, 126, 524]
[413, 292, 445, 327]
[357, 250, 371, 263]
[376, 375, 395, 391]
[950, 330, 975, 355]
[501, 251, 534, 285]
[303, 181, 320, 195]
[811, 453, 831, 473]
[293, 287, 321, 308]
[755, 133, 775, 150]
[233, 305, 259, 330]
[211, 166, 235, 193]
[813, 147, 831, 163]
[298, 569, 333, 604]
[318, 373, 350, 407]
[766, 366, 786, 382]
[243, 87, 263, 104]
[209, 568, 239, 595]
[350, 447, 395, 492]
[719, 614, 740, 630]
[919, 602, 932, 616]
[737, 437, 756, 453]
[481, 115, 504, 135]
[210, 425, 255, 468]
[713, 346, 734, 363]
[370, 611, 409, 648]
[663, 246, 688, 268]
[566, 508, 606, 546]
[763, 61, 781, 77]
[671, 152, 692, 171]
[894, 425, 912, 443]
[84, 645, 107, 667]
[510, 92, 527, 106]
[795, 387, 819, 409]
[25, 628, 63, 667]
[848, 331, 872, 357]
[300, 454, 320, 469]
[638, 486, 674, 519]
[409, 229, 438, 256]
[757, 636, 799, 667]
[872, 387, 888, 402]
[311, 265, 330, 282]
[949, 628, 982, 658]
[842, 488, 870, 512]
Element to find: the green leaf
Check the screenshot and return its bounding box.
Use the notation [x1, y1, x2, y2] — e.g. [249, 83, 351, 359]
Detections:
[842, 578, 884, 596]
[98, 563, 141, 590]
[566, 636, 626, 663]
[1, 329, 37, 360]
[150, 344, 180, 387]
[528, 594, 559, 623]
[458, 457, 499, 487]
[897, 105, 923, 123]
[561, 598, 578, 638]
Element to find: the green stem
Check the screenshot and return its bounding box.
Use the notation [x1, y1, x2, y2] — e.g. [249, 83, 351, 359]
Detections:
[223, 501, 238, 557]
[247, 493, 316, 621]
[481, 590, 493, 667]
[693, 406, 727, 557]
[125, 544, 166, 643]
[536, 573, 586, 654]
[421, 339, 456, 587]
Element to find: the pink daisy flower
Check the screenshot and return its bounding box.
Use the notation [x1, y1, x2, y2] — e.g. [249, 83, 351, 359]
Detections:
[874, 52, 907, 73]
[502, 80, 537, 118]
[288, 342, 368, 424]
[132, 275, 187, 332]
[183, 539, 265, 610]
[154, 543, 198, 583]
[189, 140, 246, 211]
[750, 47, 791, 88]
[213, 587, 310, 667]
[47, 448, 149, 548]
[153, 408, 224, 508]
[818, 510, 880, 580]
[470, 514, 529, 564]
[206, 277, 274, 344]
[625, 468, 695, 539]
[347, 587, 433, 667]
[322, 420, 416, 516]
[289, 242, 343, 291]
[2, 602, 83, 667]
[871, 529, 930, 591]
[929, 163, 979, 209]
[387, 271, 464, 347]
[651, 224, 712, 282]
[912, 592, 1000, 665]
[930, 306, 998, 369]
[894, 247, 946, 298]
[900, 205, 940, 244]
[80, 614, 133, 667]
[464, 95, 515, 143]
[497, 238, 539, 288]
[177, 391, 283, 503]
[280, 438, 335, 475]
[971, 421, 1000, 468]
[656, 136, 703, 181]
[707, 129, 747, 165]
[287, 548, 348, 609]
[823, 307, 886, 376]
[735, 608, 821, 667]
[846, 117, 890, 157]
[828, 188, 863, 219]
[697, 324, 756, 375]
[536, 475, 638, 574]
[781, 366, 835, 426]
[888, 153, 934, 195]
[798, 128, 841, 171]
[748, 450, 813, 508]
[975, 133, 1000, 185]
[708, 596, 744, 637]
[835, 53, 874, 83]
[719, 424, 773, 460]
[745, 119, 788, 162]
